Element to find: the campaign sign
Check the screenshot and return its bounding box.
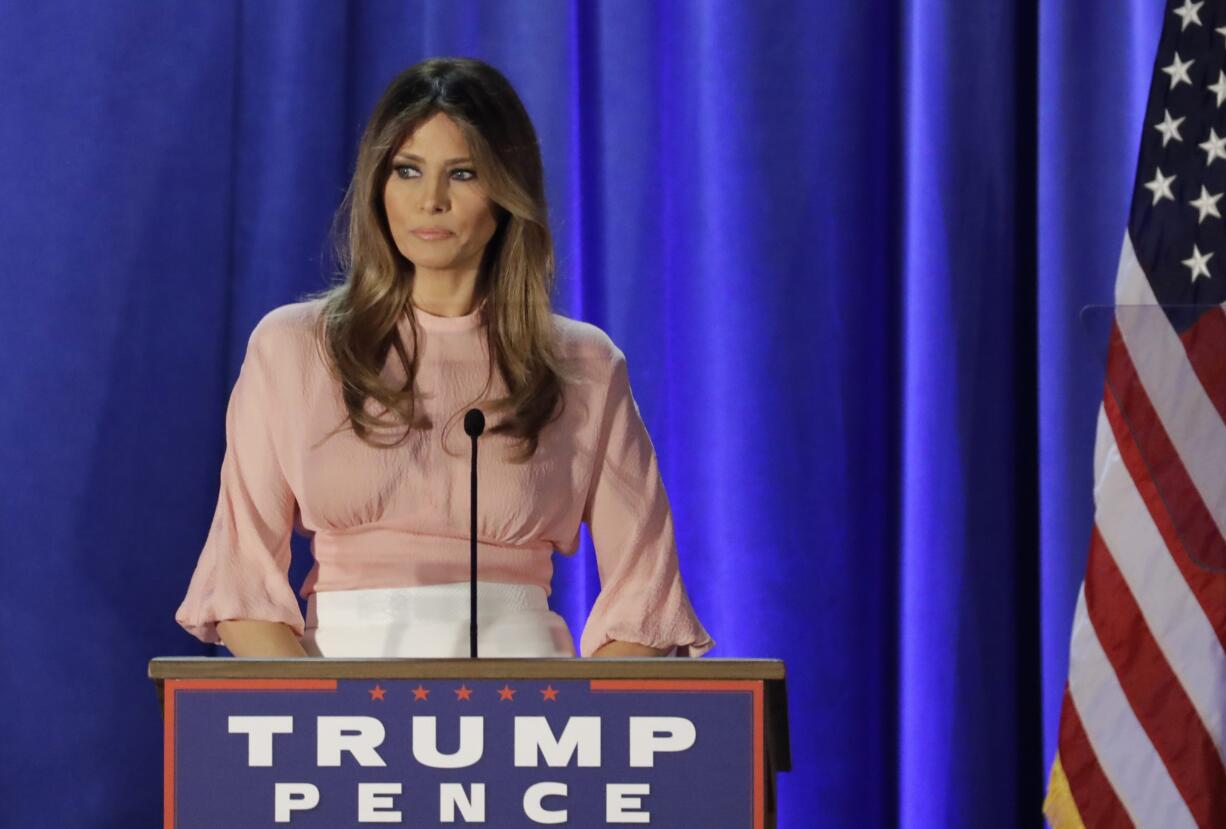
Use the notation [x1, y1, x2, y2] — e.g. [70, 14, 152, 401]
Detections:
[165, 677, 764, 828]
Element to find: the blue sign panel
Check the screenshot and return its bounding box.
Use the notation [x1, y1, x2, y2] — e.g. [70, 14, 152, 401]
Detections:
[166, 677, 763, 828]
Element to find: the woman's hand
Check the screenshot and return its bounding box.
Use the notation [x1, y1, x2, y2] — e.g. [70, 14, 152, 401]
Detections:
[591, 639, 672, 658]
[216, 620, 308, 657]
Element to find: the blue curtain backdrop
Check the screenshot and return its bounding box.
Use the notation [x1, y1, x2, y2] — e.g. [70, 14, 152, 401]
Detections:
[0, 0, 1168, 826]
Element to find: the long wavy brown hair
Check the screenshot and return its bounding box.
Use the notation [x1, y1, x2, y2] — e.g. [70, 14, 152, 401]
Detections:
[306, 57, 571, 461]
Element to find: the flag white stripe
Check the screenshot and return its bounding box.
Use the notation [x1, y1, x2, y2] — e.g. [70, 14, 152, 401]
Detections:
[1113, 235, 1226, 547]
[1068, 580, 1197, 829]
[1093, 407, 1226, 762]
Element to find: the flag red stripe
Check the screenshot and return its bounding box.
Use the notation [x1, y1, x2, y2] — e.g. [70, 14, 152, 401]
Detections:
[1178, 306, 1226, 425]
[1058, 685, 1135, 828]
[1085, 526, 1226, 828]
[1105, 325, 1226, 644]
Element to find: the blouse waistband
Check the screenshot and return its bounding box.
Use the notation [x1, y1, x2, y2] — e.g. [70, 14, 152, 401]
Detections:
[305, 529, 556, 597]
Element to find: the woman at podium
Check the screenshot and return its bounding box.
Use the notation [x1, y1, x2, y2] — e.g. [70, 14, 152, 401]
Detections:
[174, 57, 713, 661]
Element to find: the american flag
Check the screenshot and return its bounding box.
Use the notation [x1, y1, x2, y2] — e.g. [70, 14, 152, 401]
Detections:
[1043, 1, 1226, 827]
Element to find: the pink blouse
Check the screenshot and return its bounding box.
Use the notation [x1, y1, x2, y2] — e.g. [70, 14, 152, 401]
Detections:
[174, 298, 714, 658]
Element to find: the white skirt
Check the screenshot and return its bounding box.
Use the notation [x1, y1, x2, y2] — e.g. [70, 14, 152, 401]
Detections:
[300, 581, 578, 658]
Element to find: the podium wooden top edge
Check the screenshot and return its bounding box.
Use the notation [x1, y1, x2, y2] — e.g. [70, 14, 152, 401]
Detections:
[148, 656, 786, 683]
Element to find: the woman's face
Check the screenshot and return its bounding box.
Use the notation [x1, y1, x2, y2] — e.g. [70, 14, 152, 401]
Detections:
[382, 112, 499, 278]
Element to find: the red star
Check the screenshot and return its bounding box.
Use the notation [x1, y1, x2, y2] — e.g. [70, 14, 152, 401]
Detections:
[497, 684, 516, 701]
[368, 684, 387, 701]
[454, 684, 474, 701]
[540, 684, 559, 702]
[411, 685, 430, 701]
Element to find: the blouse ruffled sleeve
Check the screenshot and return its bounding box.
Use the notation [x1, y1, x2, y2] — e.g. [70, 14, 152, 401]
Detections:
[174, 315, 305, 645]
[578, 344, 715, 658]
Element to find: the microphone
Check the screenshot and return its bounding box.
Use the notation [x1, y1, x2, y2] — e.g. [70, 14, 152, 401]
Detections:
[463, 408, 486, 658]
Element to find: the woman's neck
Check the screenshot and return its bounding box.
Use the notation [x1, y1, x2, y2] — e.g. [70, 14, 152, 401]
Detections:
[411, 266, 480, 317]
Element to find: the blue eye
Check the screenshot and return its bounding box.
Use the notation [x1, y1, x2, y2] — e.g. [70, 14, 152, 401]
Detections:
[392, 165, 476, 181]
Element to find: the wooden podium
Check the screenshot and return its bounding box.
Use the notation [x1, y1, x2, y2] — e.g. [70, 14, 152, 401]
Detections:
[150, 657, 789, 828]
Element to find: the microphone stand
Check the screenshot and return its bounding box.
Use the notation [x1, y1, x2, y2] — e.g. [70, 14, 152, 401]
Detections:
[463, 409, 486, 658]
